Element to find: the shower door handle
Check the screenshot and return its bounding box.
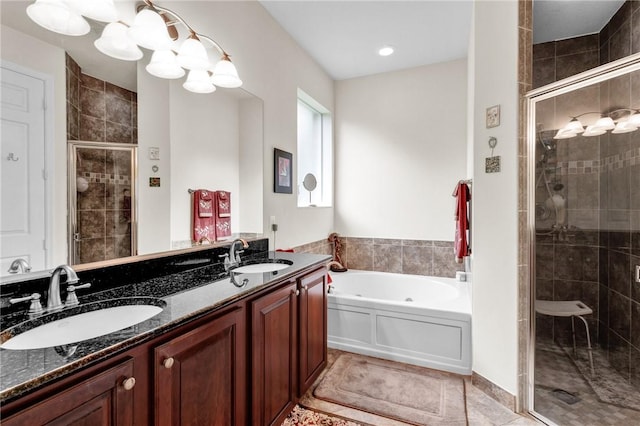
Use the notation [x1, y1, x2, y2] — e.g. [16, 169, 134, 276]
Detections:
[73, 233, 81, 242]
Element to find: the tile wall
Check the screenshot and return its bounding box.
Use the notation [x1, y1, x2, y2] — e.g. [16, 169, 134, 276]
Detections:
[293, 237, 464, 278]
[66, 54, 137, 144]
[66, 54, 138, 264]
[517, 0, 533, 411]
[531, 0, 640, 388]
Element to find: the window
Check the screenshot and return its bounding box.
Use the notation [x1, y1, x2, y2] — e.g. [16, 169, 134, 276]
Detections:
[297, 89, 332, 207]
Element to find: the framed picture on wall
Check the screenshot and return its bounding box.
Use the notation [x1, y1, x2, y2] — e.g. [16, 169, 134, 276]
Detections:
[274, 148, 293, 194]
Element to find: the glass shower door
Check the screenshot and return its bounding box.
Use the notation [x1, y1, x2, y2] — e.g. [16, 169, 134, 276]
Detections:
[68, 142, 137, 265]
[529, 58, 640, 425]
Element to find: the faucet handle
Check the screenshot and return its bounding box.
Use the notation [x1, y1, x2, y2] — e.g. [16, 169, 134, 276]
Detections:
[235, 250, 245, 263]
[219, 253, 232, 271]
[10, 293, 44, 316]
[65, 283, 91, 306]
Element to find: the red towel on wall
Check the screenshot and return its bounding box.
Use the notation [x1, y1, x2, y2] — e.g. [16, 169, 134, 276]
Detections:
[453, 182, 471, 263]
[214, 191, 231, 239]
[193, 189, 216, 243]
[215, 191, 231, 217]
[197, 190, 213, 217]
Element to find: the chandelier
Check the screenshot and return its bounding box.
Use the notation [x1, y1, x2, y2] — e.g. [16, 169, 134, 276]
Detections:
[553, 109, 640, 139]
[26, 0, 242, 94]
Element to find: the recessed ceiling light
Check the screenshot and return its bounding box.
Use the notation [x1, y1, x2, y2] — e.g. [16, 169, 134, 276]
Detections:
[378, 46, 394, 57]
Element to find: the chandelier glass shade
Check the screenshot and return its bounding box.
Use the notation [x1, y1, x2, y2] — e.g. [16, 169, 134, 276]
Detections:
[553, 109, 640, 139]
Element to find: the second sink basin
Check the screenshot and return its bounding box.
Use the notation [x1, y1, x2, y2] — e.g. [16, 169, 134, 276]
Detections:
[231, 258, 293, 274]
[1, 298, 165, 351]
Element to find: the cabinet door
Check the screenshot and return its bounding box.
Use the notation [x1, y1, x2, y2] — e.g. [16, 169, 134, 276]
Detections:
[2, 358, 135, 426]
[298, 268, 327, 395]
[154, 305, 246, 426]
[251, 281, 298, 426]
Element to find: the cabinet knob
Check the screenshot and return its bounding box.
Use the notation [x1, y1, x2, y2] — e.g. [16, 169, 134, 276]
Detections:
[292, 289, 299, 296]
[122, 377, 136, 391]
[163, 357, 175, 369]
[303, 285, 308, 292]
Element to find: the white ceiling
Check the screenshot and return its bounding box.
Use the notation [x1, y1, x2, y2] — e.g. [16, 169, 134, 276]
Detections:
[259, 1, 473, 81]
[0, 1, 627, 89]
[261, 0, 626, 80]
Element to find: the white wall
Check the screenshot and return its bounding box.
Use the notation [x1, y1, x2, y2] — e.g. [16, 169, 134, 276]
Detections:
[334, 60, 468, 240]
[470, 1, 519, 396]
[169, 88, 241, 246]
[0, 25, 67, 266]
[239, 97, 264, 233]
[137, 58, 171, 255]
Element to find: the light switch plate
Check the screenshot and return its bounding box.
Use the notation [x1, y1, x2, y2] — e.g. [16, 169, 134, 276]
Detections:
[149, 147, 160, 160]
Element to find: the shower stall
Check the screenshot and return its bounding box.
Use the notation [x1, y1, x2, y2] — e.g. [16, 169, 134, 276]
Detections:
[68, 141, 137, 265]
[528, 54, 640, 425]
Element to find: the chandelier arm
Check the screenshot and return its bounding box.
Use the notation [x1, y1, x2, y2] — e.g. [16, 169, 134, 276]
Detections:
[143, 0, 227, 56]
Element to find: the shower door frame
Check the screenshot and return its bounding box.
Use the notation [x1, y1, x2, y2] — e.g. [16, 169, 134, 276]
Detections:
[67, 141, 138, 265]
[525, 52, 640, 422]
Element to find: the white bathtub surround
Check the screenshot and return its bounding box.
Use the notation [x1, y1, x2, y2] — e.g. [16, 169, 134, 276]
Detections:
[327, 270, 472, 375]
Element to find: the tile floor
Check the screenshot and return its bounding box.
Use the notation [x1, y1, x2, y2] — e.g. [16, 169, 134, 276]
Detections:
[298, 349, 540, 425]
[533, 341, 640, 426]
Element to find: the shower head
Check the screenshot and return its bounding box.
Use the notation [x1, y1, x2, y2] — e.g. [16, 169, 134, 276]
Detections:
[536, 127, 555, 152]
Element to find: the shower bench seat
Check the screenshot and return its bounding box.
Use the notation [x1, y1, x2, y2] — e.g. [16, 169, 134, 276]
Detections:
[536, 300, 595, 375]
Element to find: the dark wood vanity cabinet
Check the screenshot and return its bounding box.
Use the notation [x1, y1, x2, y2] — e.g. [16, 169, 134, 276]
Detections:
[1, 264, 328, 426]
[154, 305, 246, 426]
[297, 268, 327, 396]
[250, 280, 299, 426]
[250, 266, 328, 426]
[1, 358, 136, 426]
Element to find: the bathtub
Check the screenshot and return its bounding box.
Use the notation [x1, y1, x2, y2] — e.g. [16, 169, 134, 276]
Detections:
[327, 270, 472, 375]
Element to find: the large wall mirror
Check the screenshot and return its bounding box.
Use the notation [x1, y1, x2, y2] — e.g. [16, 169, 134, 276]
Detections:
[0, 1, 264, 280]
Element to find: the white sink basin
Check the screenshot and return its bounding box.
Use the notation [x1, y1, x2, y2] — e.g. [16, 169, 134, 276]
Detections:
[232, 262, 291, 274]
[1, 304, 163, 350]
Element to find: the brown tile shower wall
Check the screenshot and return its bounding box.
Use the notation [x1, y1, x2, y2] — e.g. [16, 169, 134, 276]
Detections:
[66, 54, 81, 140]
[66, 54, 137, 144]
[598, 66, 640, 387]
[75, 149, 133, 264]
[533, 0, 640, 90]
[66, 54, 137, 264]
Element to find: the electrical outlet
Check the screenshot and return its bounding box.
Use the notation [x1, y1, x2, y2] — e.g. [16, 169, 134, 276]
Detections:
[270, 215, 276, 225]
[635, 265, 640, 283]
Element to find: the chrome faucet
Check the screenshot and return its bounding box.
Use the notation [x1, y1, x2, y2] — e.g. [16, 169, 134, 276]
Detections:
[222, 238, 249, 271]
[48, 265, 79, 311]
[7, 258, 31, 274]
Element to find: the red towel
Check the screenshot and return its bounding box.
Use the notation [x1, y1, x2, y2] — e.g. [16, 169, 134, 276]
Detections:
[453, 182, 470, 263]
[215, 191, 231, 217]
[192, 189, 216, 243]
[197, 190, 213, 217]
[214, 191, 231, 239]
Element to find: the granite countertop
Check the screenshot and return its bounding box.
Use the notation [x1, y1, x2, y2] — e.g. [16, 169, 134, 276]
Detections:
[0, 251, 331, 403]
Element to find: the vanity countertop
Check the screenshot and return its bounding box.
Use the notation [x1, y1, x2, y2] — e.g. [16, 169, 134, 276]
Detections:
[0, 251, 331, 403]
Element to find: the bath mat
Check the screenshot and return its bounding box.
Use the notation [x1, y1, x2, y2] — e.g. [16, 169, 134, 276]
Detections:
[313, 353, 468, 425]
[560, 345, 640, 412]
[281, 405, 361, 425]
